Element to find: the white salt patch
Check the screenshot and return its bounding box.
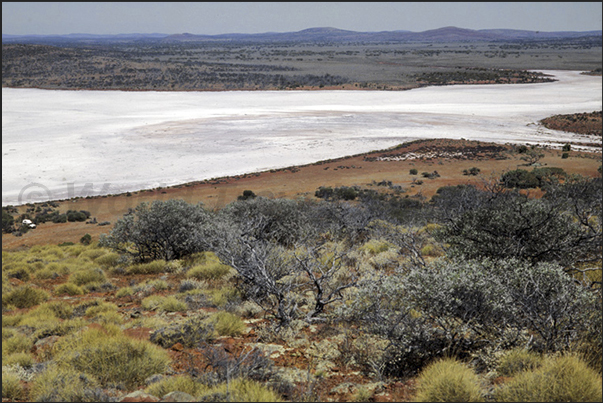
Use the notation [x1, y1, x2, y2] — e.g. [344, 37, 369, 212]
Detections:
[2, 70, 601, 206]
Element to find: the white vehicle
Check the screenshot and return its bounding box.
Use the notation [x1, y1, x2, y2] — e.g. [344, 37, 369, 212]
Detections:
[22, 219, 36, 229]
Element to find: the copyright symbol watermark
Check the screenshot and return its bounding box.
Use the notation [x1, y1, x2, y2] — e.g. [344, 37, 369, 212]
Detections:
[18, 183, 53, 205]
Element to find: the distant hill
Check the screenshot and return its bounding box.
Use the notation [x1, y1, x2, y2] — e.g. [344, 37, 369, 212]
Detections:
[3, 26, 601, 44]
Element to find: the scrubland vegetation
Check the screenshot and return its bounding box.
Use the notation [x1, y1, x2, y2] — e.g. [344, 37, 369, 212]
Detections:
[3, 35, 601, 91]
[2, 166, 601, 401]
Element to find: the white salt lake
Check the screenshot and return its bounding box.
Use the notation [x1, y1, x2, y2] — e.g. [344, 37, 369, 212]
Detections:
[2, 70, 601, 206]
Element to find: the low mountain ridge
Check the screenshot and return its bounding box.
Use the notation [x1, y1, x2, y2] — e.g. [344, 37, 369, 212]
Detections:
[3, 26, 601, 44]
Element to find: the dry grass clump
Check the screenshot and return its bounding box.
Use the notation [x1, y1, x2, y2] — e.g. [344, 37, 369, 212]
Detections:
[126, 260, 168, 275]
[149, 314, 216, 348]
[496, 348, 543, 377]
[115, 286, 134, 298]
[2, 284, 50, 309]
[413, 358, 484, 402]
[494, 354, 603, 402]
[52, 324, 170, 388]
[186, 261, 234, 281]
[141, 295, 187, 312]
[29, 365, 107, 402]
[68, 267, 107, 286]
[144, 375, 203, 398]
[94, 252, 121, 268]
[204, 286, 241, 308]
[198, 378, 283, 402]
[78, 248, 107, 262]
[2, 369, 25, 400]
[3, 351, 35, 368]
[210, 311, 247, 337]
[29, 300, 74, 320]
[54, 282, 85, 296]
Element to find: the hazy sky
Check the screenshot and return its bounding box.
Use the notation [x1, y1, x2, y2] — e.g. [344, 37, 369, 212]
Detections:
[2, 2, 602, 36]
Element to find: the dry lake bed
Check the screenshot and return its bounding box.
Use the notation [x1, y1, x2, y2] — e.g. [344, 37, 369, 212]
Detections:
[2, 70, 601, 206]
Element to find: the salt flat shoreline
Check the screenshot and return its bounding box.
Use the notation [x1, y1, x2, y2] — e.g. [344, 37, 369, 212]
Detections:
[3, 70, 601, 206]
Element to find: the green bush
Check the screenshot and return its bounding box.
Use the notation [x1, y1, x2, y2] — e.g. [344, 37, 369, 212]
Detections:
[413, 358, 484, 402]
[500, 169, 539, 189]
[410, 168, 418, 175]
[494, 355, 602, 402]
[54, 325, 170, 388]
[2, 285, 49, 309]
[80, 233, 92, 245]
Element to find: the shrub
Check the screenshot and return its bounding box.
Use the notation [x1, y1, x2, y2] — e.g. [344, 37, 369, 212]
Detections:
[463, 167, 481, 176]
[54, 282, 85, 296]
[99, 199, 214, 262]
[80, 233, 92, 245]
[2, 285, 49, 309]
[413, 358, 484, 402]
[53, 325, 170, 388]
[410, 168, 418, 175]
[500, 169, 539, 189]
[496, 348, 543, 377]
[562, 152, 569, 159]
[238, 190, 257, 200]
[494, 355, 602, 402]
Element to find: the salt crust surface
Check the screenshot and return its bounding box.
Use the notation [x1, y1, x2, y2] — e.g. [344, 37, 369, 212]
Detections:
[2, 70, 601, 205]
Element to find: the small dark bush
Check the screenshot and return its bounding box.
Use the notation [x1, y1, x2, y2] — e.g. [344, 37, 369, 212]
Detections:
[80, 233, 92, 245]
[238, 190, 257, 200]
